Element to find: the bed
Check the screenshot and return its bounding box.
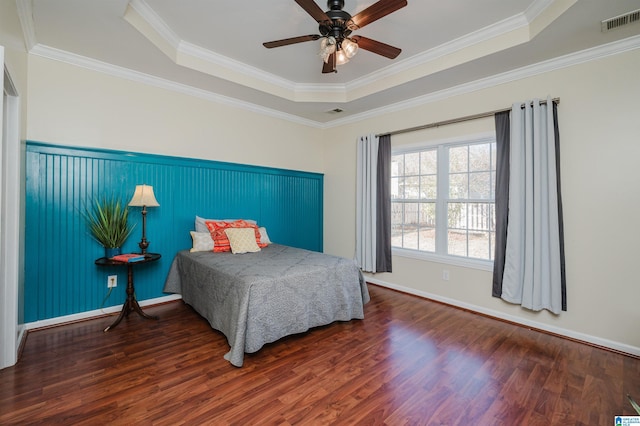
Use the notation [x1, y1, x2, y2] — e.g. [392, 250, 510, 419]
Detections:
[163, 243, 369, 367]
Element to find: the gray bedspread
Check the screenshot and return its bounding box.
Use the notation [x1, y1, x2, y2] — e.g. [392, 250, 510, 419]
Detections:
[163, 244, 369, 367]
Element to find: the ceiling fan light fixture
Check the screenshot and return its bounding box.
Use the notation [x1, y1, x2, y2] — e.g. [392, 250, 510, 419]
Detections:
[319, 36, 337, 62]
[263, 0, 407, 74]
[335, 48, 350, 65]
[342, 38, 358, 58]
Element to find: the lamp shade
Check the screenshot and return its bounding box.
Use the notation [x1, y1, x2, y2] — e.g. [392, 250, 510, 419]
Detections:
[335, 49, 350, 65]
[128, 185, 160, 207]
[319, 36, 337, 63]
[342, 38, 358, 59]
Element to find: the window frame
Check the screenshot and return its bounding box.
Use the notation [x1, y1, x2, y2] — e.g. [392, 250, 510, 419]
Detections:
[391, 132, 496, 271]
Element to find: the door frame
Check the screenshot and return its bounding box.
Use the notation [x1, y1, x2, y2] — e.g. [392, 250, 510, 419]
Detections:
[1, 50, 24, 369]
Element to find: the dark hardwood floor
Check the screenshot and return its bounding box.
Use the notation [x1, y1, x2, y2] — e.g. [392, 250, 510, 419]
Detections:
[1, 284, 638, 425]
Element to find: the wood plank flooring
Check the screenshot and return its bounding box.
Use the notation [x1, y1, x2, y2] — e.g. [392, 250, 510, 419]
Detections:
[1, 284, 639, 425]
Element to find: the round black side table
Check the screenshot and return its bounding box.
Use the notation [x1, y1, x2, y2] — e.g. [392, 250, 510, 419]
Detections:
[95, 253, 161, 332]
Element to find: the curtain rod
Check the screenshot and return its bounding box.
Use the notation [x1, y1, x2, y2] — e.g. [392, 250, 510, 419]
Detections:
[377, 98, 560, 137]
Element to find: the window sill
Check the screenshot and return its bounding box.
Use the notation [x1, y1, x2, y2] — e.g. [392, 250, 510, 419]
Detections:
[392, 248, 494, 272]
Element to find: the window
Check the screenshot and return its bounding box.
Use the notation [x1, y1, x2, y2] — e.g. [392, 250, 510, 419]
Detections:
[391, 136, 496, 263]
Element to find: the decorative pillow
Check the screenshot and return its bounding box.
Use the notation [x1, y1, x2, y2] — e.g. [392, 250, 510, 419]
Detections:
[205, 220, 245, 252]
[195, 216, 256, 233]
[195, 216, 210, 233]
[189, 231, 214, 252]
[225, 227, 261, 254]
[258, 227, 271, 245]
[206, 220, 267, 252]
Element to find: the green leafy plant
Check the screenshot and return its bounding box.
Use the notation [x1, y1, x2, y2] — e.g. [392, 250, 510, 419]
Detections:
[83, 195, 135, 249]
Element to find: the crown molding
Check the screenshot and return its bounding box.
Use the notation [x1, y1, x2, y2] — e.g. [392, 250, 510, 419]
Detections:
[346, 11, 530, 93]
[15, 0, 37, 51]
[18, 0, 640, 130]
[125, 0, 563, 103]
[16, 0, 576, 104]
[345, 0, 578, 97]
[525, 0, 560, 22]
[127, 0, 180, 49]
[177, 40, 298, 93]
[28, 44, 323, 129]
[324, 34, 640, 128]
[26, 34, 640, 129]
[128, 0, 301, 94]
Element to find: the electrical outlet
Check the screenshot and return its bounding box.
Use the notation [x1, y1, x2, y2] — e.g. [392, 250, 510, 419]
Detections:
[442, 269, 450, 281]
[108, 275, 117, 288]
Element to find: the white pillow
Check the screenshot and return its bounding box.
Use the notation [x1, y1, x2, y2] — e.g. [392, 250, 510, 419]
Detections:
[225, 228, 261, 254]
[189, 231, 214, 252]
[259, 227, 271, 245]
[195, 216, 211, 233]
[195, 216, 257, 233]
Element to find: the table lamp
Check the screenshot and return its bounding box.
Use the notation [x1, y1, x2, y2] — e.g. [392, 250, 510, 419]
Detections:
[128, 184, 160, 254]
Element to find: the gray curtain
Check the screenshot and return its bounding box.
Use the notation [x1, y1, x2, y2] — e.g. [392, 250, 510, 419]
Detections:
[356, 134, 378, 272]
[376, 135, 392, 272]
[552, 103, 567, 311]
[355, 133, 392, 273]
[492, 111, 510, 297]
[492, 99, 566, 313]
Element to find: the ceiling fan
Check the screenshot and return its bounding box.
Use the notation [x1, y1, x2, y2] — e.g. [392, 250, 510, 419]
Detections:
[263, 0, 407, 73]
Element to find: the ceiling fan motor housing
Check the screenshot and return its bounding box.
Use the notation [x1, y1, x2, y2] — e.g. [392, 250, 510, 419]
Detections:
[327, 0, 345, 10]
[320, 1, 352, 41]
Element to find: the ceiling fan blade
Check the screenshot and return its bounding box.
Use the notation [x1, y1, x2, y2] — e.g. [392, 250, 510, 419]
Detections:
[263, 34, 321, 48]
[347, 0, 407, 30]
[351, 36, 401, 59]
[322, 52, 336, 73]
[295, 0, 331, 24]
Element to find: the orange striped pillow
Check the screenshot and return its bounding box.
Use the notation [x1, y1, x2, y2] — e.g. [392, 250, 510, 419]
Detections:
[205, 220, 267, 252]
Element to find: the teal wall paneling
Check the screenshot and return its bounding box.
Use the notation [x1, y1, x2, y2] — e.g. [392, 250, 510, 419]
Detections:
[25, 141, 324, 322]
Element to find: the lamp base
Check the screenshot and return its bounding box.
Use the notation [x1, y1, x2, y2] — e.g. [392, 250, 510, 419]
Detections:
[138, 239, 149, 255]
[138, 206, 149, 255]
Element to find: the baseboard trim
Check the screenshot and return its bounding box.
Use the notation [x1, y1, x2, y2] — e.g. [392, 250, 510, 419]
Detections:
[367, 278, 640, 359]
[24, 294, 183, 331]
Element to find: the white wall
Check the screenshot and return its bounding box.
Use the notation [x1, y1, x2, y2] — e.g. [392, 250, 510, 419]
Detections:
[322, 48, 640, 354]
[26, 55, 325, 174]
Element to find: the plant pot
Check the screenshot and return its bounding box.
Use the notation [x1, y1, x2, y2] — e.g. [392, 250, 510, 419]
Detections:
[105, 247, 121, 259]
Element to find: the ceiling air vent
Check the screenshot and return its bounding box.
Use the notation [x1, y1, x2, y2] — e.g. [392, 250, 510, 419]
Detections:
[601, 9, 640, 32]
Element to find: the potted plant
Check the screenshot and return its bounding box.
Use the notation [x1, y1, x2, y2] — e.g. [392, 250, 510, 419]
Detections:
[83, 195, 135, 258]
